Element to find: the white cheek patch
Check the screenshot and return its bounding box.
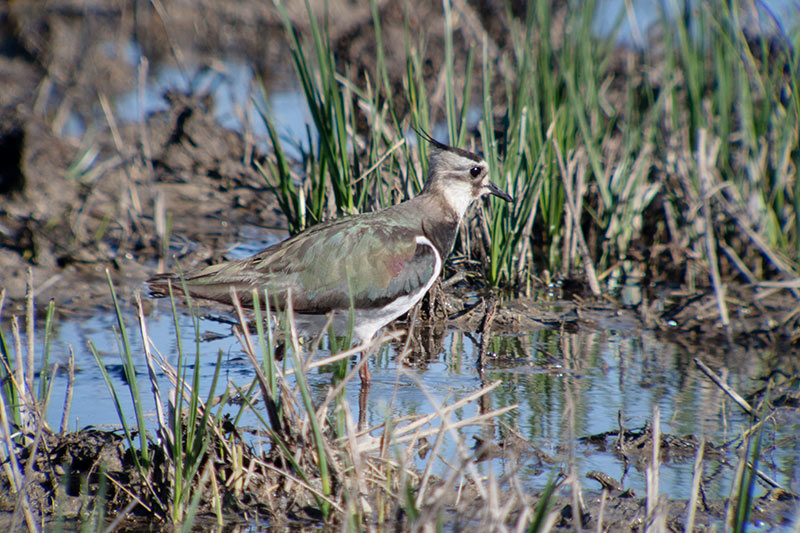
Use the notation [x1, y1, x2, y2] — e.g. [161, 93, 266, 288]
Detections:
[442, 180, 477, 219]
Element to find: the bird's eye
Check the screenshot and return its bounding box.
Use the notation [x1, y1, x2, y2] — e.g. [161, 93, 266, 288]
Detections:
[470, 166, 481, 177]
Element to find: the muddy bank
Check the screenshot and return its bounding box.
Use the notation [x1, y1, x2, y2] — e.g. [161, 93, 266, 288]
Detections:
[2, 418, 797, 530]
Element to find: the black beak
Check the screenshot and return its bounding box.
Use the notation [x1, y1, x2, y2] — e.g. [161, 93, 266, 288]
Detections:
[485, 181, 513, 202]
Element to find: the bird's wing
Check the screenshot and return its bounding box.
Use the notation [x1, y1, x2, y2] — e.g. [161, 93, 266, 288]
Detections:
[152, 216, 440, 312]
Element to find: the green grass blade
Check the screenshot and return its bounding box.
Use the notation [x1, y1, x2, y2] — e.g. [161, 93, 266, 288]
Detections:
[105, 270, 149, 465]
[88, 340, 143, 473]
[37, 300, 56, 403]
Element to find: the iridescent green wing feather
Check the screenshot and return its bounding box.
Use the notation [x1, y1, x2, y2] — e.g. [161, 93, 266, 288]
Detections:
[165, 213, 438, 312]
[257, 217, 437, 312]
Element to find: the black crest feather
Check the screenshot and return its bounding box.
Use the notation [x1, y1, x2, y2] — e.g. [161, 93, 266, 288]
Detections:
[413, 128, 482, 163]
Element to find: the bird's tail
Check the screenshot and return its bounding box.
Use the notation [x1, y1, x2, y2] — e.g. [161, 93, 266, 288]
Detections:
[147, 270, 261, 306]
[147, 273, 183, 298]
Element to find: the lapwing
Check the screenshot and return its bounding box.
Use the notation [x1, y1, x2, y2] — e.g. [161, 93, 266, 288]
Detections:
[148, 133, 513, 383]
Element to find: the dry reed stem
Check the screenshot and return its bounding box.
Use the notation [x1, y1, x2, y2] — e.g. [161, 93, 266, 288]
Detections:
[0, 377, 23, 494]
[370, 404, 518, 455]
[149, 0, 188, 73]
[99, 93, 142, 217]
[10, 317, 33, 436]
[684, 436, 705, 533]
[514, 506, 532, 533]
[135, 294, 169, 447]
[753, 279, 800, 291]
[25, 269, 34, 404]
[715, 186, 798, 278]
[253, 454, 345, 512]
[694, 357, 756, 417]
[514, 129, 551, 289]
[550, 125, 601, 296]
[484, 467, 502, 527]
[561, 147, 575, 278]
[404, 368, 498, 504]
[12, 425, 44, 533]
[58, 346, 75, 434]
[137, 58, 154, 176]
[719, 240, 757, 284]
[355, 380, 508, 451]
[725, 429, 750, 529]
[645, 406, 666, 532]
[352, 137, 406, 185]
[414, 401, 453, 508]
[596, 488, 607, 533]
[696, 128, 730, 327]
[205, 460, 223, 524]
[571, 155, 587, 272]
[104, 471, 155, 515]
[342, 401, 371, 514]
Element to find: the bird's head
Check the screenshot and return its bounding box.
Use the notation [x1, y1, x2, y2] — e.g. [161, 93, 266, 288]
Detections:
[418, 131, 513, 218]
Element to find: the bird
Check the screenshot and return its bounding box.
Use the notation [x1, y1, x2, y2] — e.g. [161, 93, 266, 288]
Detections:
[148, 132, 513, 383]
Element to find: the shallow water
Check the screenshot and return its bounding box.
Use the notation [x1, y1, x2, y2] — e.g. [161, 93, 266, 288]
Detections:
[35, 299, 799, 508]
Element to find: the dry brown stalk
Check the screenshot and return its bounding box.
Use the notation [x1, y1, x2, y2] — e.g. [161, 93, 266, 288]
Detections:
[645, 407, 665, 532]
[684, 436, 705, 533]
[137, 58, 154, 176]
[550, 125, 602, 296]
[135, 293, 169, 447]
[25, 269, 34, 402]
[355, 380, 507, 451]
[59, 346, 75, 434]
[696, 128, 730, 328]
[596, 488, 608, 533]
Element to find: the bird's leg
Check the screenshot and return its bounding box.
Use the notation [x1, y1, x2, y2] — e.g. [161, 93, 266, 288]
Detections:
[357, 339, 375, 430]
[359, 354, 371, 383]
[357, 335, 376, 384]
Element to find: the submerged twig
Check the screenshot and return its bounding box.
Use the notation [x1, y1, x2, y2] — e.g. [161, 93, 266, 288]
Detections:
[694, 357, 756, 418]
